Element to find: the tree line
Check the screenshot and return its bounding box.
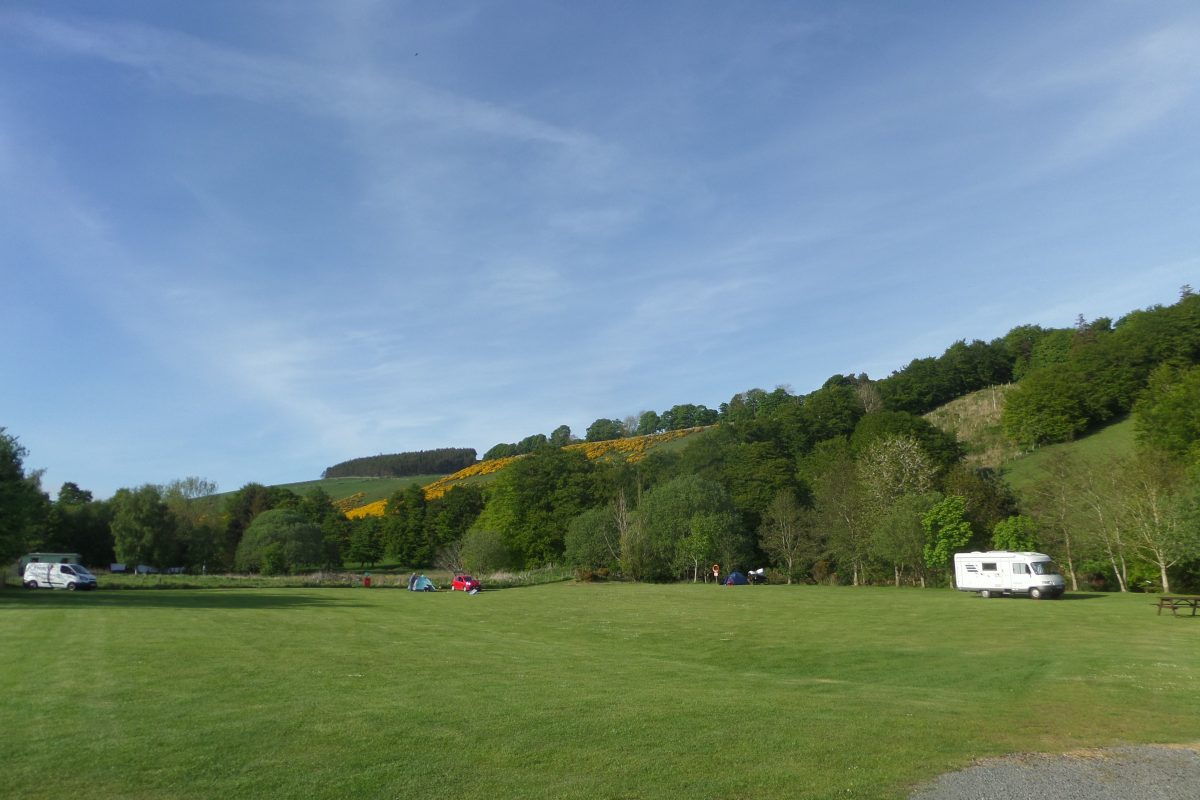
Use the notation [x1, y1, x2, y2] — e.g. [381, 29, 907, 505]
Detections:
[321, 448, 478, 479]
[4, 289, 1199, 590]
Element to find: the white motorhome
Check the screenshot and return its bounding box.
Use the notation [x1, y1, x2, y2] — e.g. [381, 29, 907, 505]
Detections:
[953, 551, 1064, 599]
[23, 562, 98, 591]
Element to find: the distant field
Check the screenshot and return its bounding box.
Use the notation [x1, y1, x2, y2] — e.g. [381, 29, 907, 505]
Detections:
[1001, 417, 1135, 496]
[266, 475, 444, 506]
[2, 583, 1197, 799]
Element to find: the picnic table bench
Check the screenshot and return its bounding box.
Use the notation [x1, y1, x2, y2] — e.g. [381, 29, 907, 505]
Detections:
[1154, 596, 1200, 616]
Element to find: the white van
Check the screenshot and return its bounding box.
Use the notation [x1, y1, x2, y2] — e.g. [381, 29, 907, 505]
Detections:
[23, 562, 98, 591]
[953, 551, 1064, 599]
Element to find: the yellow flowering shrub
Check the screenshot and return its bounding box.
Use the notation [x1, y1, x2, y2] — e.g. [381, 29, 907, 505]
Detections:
[349, 426, 713, 516]
[345, 499, 387, 519]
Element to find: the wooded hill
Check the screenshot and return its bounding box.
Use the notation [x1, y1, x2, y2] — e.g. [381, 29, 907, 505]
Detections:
[5, 288, 1200, 592]
[321, 448, 477, 479]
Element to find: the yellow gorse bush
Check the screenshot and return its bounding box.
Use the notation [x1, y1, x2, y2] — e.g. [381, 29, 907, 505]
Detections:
[345, 499, 387, 519]
[347, 426, 712, 516]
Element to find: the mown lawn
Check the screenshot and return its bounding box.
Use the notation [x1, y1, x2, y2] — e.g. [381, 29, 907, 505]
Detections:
[2, 583, 1197, 799]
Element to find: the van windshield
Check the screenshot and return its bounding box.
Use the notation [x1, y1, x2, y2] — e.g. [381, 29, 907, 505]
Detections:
[1030, 561, 1060, 575]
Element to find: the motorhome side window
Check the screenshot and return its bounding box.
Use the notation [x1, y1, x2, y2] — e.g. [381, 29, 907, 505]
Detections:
[1012, 564, 1028, 574]
[60, 566, 74, 575]
[981, 563, 997, 571]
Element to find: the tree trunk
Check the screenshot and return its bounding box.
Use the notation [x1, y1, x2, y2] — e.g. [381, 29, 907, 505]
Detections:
[894, 564, 900, 587]
[1157, 552, 1172, 594]
[1063, 531, 1079, 591]
[1108, 554, 1127, 592]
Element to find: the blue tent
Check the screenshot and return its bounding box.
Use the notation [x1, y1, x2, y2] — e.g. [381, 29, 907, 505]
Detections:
[725, 570, 749, 586]
[408, 574, 437, 591]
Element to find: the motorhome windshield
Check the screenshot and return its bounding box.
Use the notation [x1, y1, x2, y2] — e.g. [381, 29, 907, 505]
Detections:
[1030, 561, 1060, 575]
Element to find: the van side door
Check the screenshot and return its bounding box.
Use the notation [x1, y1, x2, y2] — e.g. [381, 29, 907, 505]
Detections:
[1010, 561, 1031, 592]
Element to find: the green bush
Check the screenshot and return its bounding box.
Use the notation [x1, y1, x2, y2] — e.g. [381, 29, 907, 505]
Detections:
[460, 528, 514, 574]
[235, 509, 325, 574]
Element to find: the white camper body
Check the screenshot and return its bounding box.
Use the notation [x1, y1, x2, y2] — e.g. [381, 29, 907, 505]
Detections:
[22, 562, 98, 591]
[953, 551, 1064, 599]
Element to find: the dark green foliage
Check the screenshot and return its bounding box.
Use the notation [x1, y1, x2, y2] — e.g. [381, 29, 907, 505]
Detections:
[549, 425, 573, 447]
[564, 506, 619, 572]
[1001, 295, 1200, 449]
[221, 483, 300, 568]
[1134, 364, 1200, 459]
[235, 509, 325, 573]
[851, 411, 963, 473]
[474, 447, 600, 567]
[940, 465, 1018, 548]
[43, 483, 114, 566]
[1001, 368, 1090, 448]
[0, 428, 49, 564]
[658, 404, 719, 430]
[459, 528, 514, 574]
[635, 411, 661, 436]
[346, 517, 383, 567]
[585, 418, 625, 442]
[111, 485, 178, 569]
[383, 484, 485, 568]
[722, 441, 804, 531]
[322, 448, 476, 479]
[632, 475, 744, 582]
[879, 339, 1012, 415]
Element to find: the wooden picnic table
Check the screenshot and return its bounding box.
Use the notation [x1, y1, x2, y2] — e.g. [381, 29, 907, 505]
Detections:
[1154, 596, 1200, 616]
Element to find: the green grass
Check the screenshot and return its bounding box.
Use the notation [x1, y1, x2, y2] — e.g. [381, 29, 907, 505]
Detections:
[1001, 417, 1136, 495]
[2, 583, 1197, 799]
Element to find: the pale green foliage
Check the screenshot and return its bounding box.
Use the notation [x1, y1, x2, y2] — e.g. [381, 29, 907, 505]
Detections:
[922, 495, 973, 569]
[758, 490, 820, 583]
[634, 475, 742, 581]
[858, 435, 935, 514]
[992, 514, 1039, 551]
[564, 505, 618, 570]
[872, 493, 938, 582]
[235, 508, 324, 573]
[459, 528, 514, 574]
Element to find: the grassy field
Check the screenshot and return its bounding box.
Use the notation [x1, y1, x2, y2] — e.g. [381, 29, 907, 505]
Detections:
[1001, 417, 1136, 496]
[2, 583, 1197, 799]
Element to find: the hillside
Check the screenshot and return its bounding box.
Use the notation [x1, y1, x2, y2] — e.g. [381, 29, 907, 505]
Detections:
[923, 384, 1017, 470]
[347, 426, 714, 518]
[1000, 417, 1136, 496]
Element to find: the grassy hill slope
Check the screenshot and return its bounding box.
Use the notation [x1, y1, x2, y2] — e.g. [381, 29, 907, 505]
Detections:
[1001, 417, 1136, 496]
[923, 384, 1017, 470]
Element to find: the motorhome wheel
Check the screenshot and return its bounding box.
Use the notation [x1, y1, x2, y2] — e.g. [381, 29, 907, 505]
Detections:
[1029, 587, 1042, 600]
[26, 581, 37, 589]
[980, 589, 992, 599]
[66, 582, 77, 591]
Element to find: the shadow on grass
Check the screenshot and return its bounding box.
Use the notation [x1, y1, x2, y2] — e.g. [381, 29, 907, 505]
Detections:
[1056, 592, 1109, 601]
[0, 588, 366, 611]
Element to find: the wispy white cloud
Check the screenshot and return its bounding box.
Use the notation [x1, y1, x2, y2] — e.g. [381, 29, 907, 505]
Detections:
[979, 20, 1200, 171]
[1, 10, 594, 148]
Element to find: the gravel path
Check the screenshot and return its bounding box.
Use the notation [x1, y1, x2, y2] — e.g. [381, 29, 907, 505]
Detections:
[910, 744, 1200, 800]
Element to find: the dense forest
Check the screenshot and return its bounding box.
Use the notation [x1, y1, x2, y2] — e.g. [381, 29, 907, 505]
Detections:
[4, 289, 1199, 591]
[321, 448, 477, 479]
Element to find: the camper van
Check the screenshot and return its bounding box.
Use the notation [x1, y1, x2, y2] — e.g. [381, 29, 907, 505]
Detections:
[953, 551, 1064, 599]
[23, 562, 98, 591]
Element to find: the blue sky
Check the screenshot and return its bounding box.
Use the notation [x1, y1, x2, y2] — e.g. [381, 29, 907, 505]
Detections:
[2, 1, 1198, 499]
